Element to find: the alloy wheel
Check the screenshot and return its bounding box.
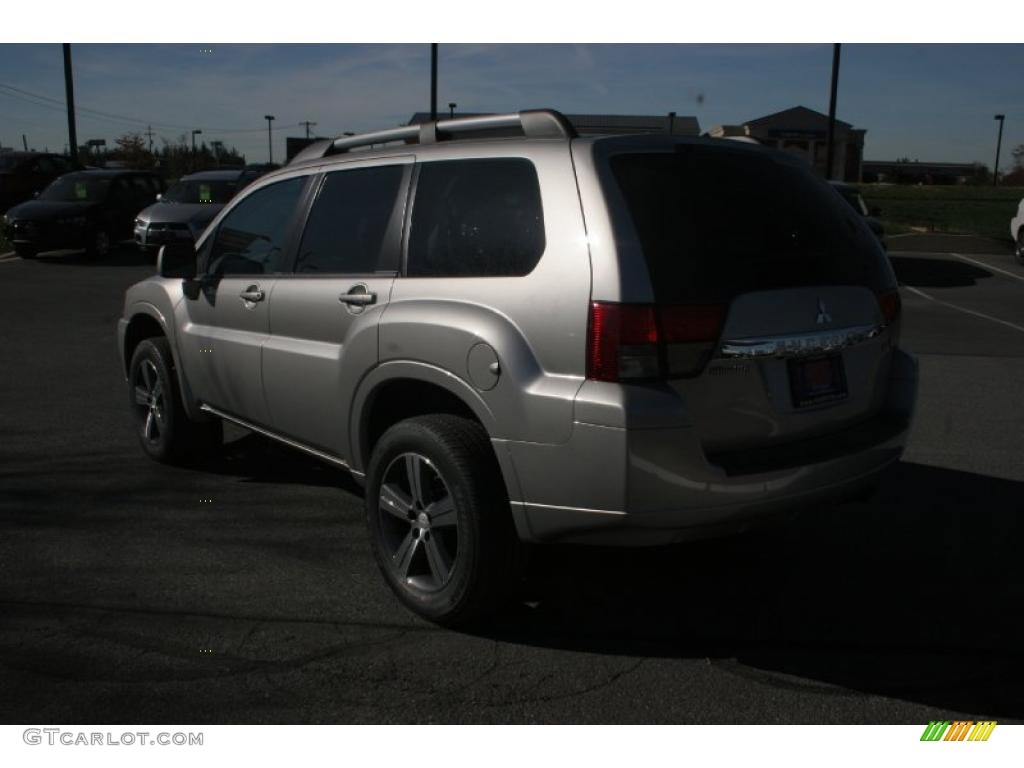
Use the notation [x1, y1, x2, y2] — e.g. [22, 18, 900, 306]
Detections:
[94, 229, 111, 257]
[377, 452, 459, 592]
[133, 359, 165, 444]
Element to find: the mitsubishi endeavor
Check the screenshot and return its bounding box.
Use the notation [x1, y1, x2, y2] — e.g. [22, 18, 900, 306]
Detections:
[116, 109, 918, 625]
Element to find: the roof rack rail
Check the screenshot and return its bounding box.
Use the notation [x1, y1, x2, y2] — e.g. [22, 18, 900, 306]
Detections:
[289, 109, 577, 165]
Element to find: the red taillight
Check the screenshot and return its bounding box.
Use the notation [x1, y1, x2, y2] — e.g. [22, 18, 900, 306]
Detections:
[878, 289, 901, 325]
[587, 302, 660, 382]
[587, 302, 726, 382]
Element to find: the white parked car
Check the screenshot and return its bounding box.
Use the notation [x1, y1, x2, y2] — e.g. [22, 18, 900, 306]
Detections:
[1011, 198, 1024, 263]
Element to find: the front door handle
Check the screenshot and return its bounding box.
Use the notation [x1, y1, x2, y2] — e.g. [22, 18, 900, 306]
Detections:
[338, 287, 377, 306]
[239, 286, 265, 303]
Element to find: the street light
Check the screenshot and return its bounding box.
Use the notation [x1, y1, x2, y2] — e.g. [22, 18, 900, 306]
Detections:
[448, 102, 456, 119]
[993, 114, 1005, 187]
[264, 115, 275, 164]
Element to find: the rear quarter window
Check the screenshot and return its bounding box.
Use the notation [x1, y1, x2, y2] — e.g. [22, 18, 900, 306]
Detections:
[407, 158, 545, 278]
[609, 147, 893, 304]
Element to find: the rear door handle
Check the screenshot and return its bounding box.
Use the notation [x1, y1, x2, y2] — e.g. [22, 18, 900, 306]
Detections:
[338, 288, 376, 306]
[239, 286, 265, 302]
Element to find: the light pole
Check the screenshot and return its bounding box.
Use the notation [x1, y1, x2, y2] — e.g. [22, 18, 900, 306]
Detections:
[825, 43, 842, 180]
[264, 115, 275, 164]
[448, 102, 456, 119]
[993, 114, 1005, 187]
[62, 44, 78, 165]
[430, 44, 438, 121]
[191, 129, 202, 170]
[667, 111, 676, 135]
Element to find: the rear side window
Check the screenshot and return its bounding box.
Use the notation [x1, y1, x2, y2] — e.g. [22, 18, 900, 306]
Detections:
[295, 165, 404, 274]
[208, 177, 306, 275]
[609, 148, 893, 304]
[407, 158, 544, 277]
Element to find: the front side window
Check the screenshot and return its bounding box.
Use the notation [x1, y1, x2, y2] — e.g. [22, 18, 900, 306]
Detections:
[407, 158, 545, 278]
[295, 165, 404, 274]
[207, 177, 306, 276]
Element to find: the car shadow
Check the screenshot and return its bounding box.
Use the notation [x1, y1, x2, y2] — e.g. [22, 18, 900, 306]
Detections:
[476, 461, 1024, 719]
[34, 244, 156, 268]
[890, 255, 993, 288]
[205, 430, 362, 494]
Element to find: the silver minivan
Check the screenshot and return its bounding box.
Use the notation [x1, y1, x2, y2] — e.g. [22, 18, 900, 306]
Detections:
[117, 110, 917, 625]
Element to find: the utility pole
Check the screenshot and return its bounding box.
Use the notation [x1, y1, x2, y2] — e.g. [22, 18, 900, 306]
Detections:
[145, 125, 155, 153]
[667, 111, 676, 135]
[62, 44, 78, 164]
[22, 134, 28, 151]
[449, 102, 456, 119]
[300, 120, 317, 139]
[264, 115, 275, 164]
[993, 114, 1005, 187]
[430, 44, 438, 121]
[824, 43, 842, 181]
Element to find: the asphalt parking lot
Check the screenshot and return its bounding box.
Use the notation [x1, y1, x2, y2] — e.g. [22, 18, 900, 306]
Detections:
[0, 242, 1022, 724]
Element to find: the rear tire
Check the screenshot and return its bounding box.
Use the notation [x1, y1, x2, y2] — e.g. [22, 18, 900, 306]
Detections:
[1015, 229, 1024, 264]
[365, 414, 515, 627]
[128, 337, 221, 465]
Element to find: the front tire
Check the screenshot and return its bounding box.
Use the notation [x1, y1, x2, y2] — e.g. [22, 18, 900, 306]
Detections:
[366, 414, 515, 627]
[1015, 229, 1024, 264]
[86, 227, 112, 258]
[128, 337, 221, 464]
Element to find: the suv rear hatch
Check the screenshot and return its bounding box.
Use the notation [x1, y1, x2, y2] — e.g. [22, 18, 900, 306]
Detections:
[600, 142, 900, 463]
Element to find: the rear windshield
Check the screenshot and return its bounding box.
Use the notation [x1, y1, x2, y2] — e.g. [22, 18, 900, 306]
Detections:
[38, 174, 111, 202]
[609, 147, 893, 304]
[163, 179, 237, 204]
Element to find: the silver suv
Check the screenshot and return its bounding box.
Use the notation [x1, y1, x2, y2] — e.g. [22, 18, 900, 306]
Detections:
[117, 110, 918, 625]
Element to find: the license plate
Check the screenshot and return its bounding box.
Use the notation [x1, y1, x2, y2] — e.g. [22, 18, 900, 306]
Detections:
[789, 354, 847, 408]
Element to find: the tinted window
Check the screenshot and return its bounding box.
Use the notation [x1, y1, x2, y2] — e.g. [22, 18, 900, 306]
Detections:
[294, 166, 404, 274]
[407, 158, 544, 277]
[163, 179, 237, 204]
[610, 148, 893, 304]
[39, 175, 111, 202]
[208, 177, 306, 276]
[33, 157, 55, 173]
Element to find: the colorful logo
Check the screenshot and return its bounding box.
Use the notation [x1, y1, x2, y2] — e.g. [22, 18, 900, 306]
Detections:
[920, 720, 996, 742]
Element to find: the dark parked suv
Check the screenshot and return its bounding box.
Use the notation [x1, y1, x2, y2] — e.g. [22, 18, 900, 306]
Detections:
[2, 169, 163, 258]
[0, 152, 78, 215]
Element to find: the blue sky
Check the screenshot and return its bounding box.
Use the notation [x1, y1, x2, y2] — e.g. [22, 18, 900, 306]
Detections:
[0, 44, 1020, 167]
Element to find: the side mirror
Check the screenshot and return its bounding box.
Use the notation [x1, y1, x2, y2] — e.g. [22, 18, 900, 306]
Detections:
[869, 206, 882, 218]
[157, 243, 197, 279]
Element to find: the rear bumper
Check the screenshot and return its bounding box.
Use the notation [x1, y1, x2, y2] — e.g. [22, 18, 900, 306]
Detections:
[504, 348, 918, 545]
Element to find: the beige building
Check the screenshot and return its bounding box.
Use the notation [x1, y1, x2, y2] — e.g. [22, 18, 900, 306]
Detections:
[708, 106, 866, 182]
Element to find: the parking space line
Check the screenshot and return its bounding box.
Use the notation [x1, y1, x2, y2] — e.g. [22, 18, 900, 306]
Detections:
[0, 251, 18, 263]
[902, 284, 1024, 335]
[949, 252, 1024, 283]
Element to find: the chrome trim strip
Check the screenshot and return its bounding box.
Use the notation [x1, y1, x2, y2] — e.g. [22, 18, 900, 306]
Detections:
[199, 404, 350, 470]
[718, 323, 885, 359]
[510, 500, 627, 516]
